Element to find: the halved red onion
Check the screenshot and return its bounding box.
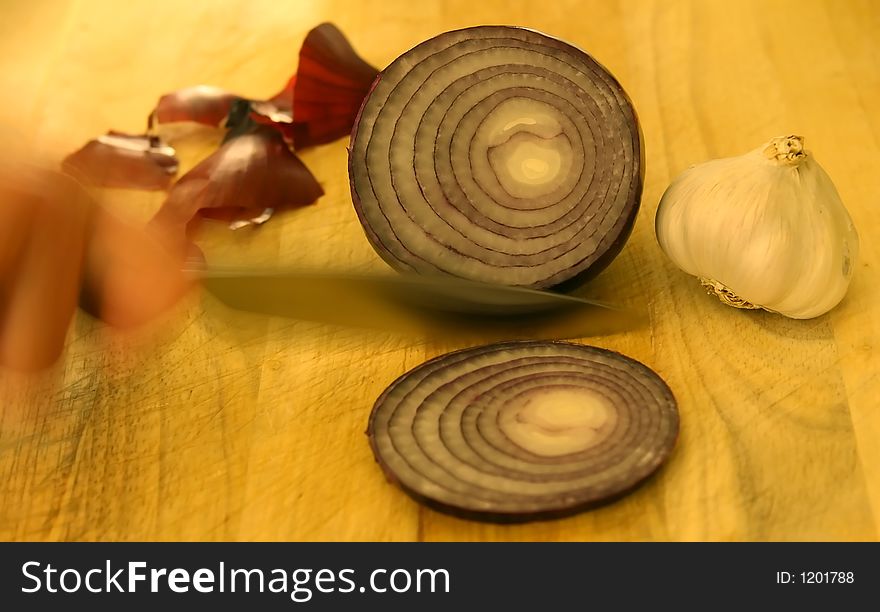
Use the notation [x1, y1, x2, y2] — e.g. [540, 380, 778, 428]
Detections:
[367, 341, 677, 522]
[349, 26, 643, 289]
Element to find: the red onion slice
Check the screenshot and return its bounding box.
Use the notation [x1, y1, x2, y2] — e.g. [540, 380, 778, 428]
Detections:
[349, 26, 643, 289]
[367, 341, 678, 522]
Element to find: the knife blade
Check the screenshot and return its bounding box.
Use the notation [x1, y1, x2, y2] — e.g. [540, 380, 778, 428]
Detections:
[196, 267, 645, 340]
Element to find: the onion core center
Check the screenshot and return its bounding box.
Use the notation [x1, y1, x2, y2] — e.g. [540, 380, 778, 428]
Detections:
[499, 386, 615, 456]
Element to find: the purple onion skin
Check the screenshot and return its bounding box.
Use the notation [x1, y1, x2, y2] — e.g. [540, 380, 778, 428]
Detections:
[349, 26, 645, 292]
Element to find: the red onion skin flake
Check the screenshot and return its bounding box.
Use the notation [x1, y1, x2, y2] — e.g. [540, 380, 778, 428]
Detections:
[150, 128, 323, 239]
[251, 23, 379, 149]
[61, 132, 178, 191]
[150, 85, 237, 129]
[288, 23, 379, 148]
[62, 22, 373, 236]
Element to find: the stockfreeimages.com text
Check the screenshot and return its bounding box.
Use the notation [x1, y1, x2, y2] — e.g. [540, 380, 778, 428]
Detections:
[21, 561, 450, 602]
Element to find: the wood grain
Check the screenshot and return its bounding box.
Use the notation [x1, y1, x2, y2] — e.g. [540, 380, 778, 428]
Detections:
[1, 0, 878, 541]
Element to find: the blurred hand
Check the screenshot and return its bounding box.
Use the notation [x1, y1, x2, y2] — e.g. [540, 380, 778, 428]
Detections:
[0, 159, 194, 371]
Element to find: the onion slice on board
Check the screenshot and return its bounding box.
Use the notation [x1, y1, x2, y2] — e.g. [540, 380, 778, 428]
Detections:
[367, 341, 678, 523]
[349, 26, 643, 289]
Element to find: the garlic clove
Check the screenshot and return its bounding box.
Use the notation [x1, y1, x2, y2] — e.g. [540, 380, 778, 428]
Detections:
[655, 135, 858, 319]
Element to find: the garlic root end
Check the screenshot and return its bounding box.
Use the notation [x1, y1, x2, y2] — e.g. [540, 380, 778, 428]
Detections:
[763, 135, 806, 166]
[699, 278, 761, 310]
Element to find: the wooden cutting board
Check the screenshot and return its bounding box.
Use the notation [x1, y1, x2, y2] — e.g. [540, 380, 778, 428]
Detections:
[1, 0, 878, 541]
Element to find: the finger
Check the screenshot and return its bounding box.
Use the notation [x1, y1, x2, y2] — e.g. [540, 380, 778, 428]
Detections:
[0, 166, 39, 287]
[83, 209, 195, 329]
[0, 173, 92, 370]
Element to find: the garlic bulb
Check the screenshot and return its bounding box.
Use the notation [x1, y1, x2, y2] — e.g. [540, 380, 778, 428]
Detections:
[655, 135, 858, 319]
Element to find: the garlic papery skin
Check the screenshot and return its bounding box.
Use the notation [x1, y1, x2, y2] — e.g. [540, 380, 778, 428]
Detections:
[655, 135, 859, 319]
